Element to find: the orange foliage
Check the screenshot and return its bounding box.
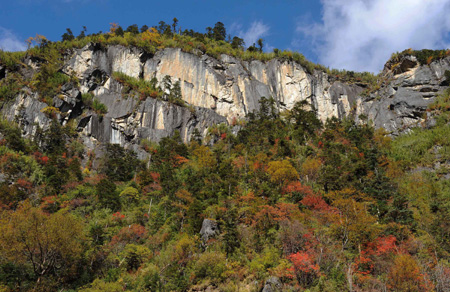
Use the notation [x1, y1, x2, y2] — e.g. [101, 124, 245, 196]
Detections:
[109, 22, 119, 34]
[300, 193, 333, 213]
[282, 181, 314, 197]
[110, 224, 147, 246]
[288, 250, 320, 286]
[354, 235, 397, 278]
[40, 195, 60, 213]
[232, 156, 246, 170]
[388, 254, 433, 292]
[174, 155, 189, 166]
[141, 27, 162, 45]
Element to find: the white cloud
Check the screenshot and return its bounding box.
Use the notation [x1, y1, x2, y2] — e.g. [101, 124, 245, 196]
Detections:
[0, 27, 26, 52]
[297, 0, 450, 72]
[234, 21, 270, 48]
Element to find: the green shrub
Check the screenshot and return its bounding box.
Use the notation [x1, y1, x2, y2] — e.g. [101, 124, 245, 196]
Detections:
[112, 71, 162, 101]
[81, 92, 94, 107]
[0, 50, 26, 70]
[0, 75, 22, 101]
[92, 98, 108, 114]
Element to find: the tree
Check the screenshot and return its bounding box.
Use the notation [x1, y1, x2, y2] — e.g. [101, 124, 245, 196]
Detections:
[119, 186, 140, 205]
[126, 24, 139, 35]
[387, 254, 431, 292]
[288, 251, 320, 287]
[267, 160, 299, 186]
[140, 25, 149, 33]
[0, 202, 85, 283]
[231, 36, 244, 49]
[286, 100, 322, 143]
[257, 38, 264, 52]
[61, 28, 74, 42]
[212, 22, 226, 41]
[77, 26, 87, 39]
[101, 144, 140, 181]
[172, 18, 179, 34]
[115, 26, 124, 37]
[96, 178, 120, 211]
[141, 27, 161, 45]
[157, 21, 172, 36]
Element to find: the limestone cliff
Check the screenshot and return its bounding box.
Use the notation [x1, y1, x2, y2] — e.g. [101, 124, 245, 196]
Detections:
[1, 43, 449, 157]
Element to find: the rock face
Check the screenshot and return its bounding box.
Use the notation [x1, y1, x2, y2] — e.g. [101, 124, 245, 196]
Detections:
[262, 277, 282, 292]
[359, 55, 450, 133]
[63, 44, 363, 124]
[2, 44, 450, 156]
[199, 219, 219, 243]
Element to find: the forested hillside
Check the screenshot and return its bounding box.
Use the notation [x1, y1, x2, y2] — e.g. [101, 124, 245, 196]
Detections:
[1, 21, 450, 292]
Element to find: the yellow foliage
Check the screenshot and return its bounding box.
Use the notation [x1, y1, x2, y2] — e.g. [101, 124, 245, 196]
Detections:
[267, 160, 299, 185]
[41, 106, 60, 116]
[300, 157, 321, 181]
[0, 201, 85, 278]
[109, 22, 119, 35]
[191, 144, 216, 169]
[388, 254, 431, 292]
[328, 197, 380, 249]
[141, 27, 161, 45]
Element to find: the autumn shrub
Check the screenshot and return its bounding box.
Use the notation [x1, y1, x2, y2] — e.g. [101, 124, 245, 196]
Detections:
[0, 202, 85, 283]
[387, 254, 432, 292]
[288, 250, 321, 287]
[190, 251, 227, 284]
[119, 244, 151, 271]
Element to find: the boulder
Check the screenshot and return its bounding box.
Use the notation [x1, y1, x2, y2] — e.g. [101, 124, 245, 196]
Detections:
[199, 219, 219, 243]
[261, 276, 282, 292]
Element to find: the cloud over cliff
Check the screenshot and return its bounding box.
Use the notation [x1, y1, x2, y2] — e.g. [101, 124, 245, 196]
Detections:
[0, 27, 26, 52]
[297, 0, 450, 72]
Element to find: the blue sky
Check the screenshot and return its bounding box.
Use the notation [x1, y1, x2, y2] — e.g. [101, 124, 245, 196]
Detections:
[2, 0, 450, 72]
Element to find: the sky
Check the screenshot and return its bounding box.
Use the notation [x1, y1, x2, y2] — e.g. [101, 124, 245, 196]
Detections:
[1, 0, 450, 73]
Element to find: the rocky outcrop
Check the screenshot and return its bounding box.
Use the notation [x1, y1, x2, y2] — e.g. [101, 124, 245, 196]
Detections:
[358, 55, 450, 133]
[199, 219, 219, 243]
[261, 277, 282, 292]
[2, 44, 450, 156]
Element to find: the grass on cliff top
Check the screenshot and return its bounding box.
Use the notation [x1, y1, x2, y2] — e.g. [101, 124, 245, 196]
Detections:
[389, 48, 450, 67]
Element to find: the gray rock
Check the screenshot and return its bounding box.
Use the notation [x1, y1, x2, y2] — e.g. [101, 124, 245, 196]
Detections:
[3, 43, 450, 159]
[199, 219, 219, 243]
[262, 276, 282, 292]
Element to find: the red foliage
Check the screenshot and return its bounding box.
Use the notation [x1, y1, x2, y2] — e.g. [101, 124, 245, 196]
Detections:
[288, 250, 321, 286]
[172, 155, 189, 167]
[253, 202, 301, 230]
[354, 235, 398, 277]
[150, 172, 160, 181]
[220, 133, 227, 140]
[282, 181, 314, 196]
[288, 251, 320, 273]
[110, 224, 148, 246]
[112, 211, 126, 222]
[40, 195, 60, 213]
[41, 156, 49, 165]
[143, 172, 162, 194]
[300, 194, 333, 212]
[16, 178, 32, 191]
